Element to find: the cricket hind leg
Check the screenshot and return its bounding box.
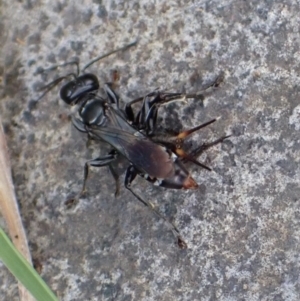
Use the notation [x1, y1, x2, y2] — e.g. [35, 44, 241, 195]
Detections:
[153, 119, 218, 171]
[124, 165, 187, 249]
[175, 128, 230, 170]
[184, 135, 231, 163]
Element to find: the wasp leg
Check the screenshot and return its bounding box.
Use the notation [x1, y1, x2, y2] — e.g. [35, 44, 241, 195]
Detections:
[125, 91, 186, 135]
[125, 90, 180, 127]
[124, 165, 187, 249]
[108, 164, 120, 197]
[125, 94, 153, 125]
[72, 116, 87, 133]
[126, 74, 223, 133]
[81, 150, 119, 196]
[104, 83, 120, 108]
[158, 73, 224, 103]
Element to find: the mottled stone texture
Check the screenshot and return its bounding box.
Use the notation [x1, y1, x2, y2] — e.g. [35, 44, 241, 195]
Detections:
[1, 1, 300, 300]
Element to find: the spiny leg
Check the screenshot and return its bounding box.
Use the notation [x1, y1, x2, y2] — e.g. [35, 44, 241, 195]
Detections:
[154, 119, 219, 170]
[186, 135, 231, 160]
[175, 121, 231, 170]
[172, 119, 220, 170]
[125, 93, 157, 125]
[124, 165, 187, 249]
[125, 73, 223, 133]
[176, 118, 217, 139]
[154, 72, 224, 104]
[125, 91, 195, 134]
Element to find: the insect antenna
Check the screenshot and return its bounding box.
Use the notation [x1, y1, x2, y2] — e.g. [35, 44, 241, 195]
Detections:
[35, 72, 77, 102]
[34, 40, 137, 101]
[41, 60, 80, 76]
[82, 40, 138, 72]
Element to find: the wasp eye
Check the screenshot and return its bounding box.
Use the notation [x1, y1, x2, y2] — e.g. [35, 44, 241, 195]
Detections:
[60, 81, 77, 105]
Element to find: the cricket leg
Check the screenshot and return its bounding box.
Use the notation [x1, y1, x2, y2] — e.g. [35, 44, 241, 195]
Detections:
[124, 165, 187, 249]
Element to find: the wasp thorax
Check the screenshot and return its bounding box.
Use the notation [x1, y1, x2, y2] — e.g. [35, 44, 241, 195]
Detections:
[79, 98, 106, 126]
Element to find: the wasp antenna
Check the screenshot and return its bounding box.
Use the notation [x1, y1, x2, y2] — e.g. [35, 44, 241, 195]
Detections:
[34, 72, 78, 102]
[82, 40, 138, 72]
[41, 60, 80, 76]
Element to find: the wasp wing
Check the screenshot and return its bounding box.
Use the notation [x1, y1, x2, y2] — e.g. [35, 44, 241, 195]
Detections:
[87, 126, 175, 179]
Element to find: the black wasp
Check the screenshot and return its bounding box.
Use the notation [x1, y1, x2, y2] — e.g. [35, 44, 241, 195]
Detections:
[37, 41, 229, 248]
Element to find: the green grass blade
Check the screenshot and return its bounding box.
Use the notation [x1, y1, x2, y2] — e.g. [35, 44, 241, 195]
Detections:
[0, 228, 60, 301]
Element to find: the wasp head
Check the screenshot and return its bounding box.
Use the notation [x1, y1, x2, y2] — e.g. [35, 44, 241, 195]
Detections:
[60, 73, 100, 105]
